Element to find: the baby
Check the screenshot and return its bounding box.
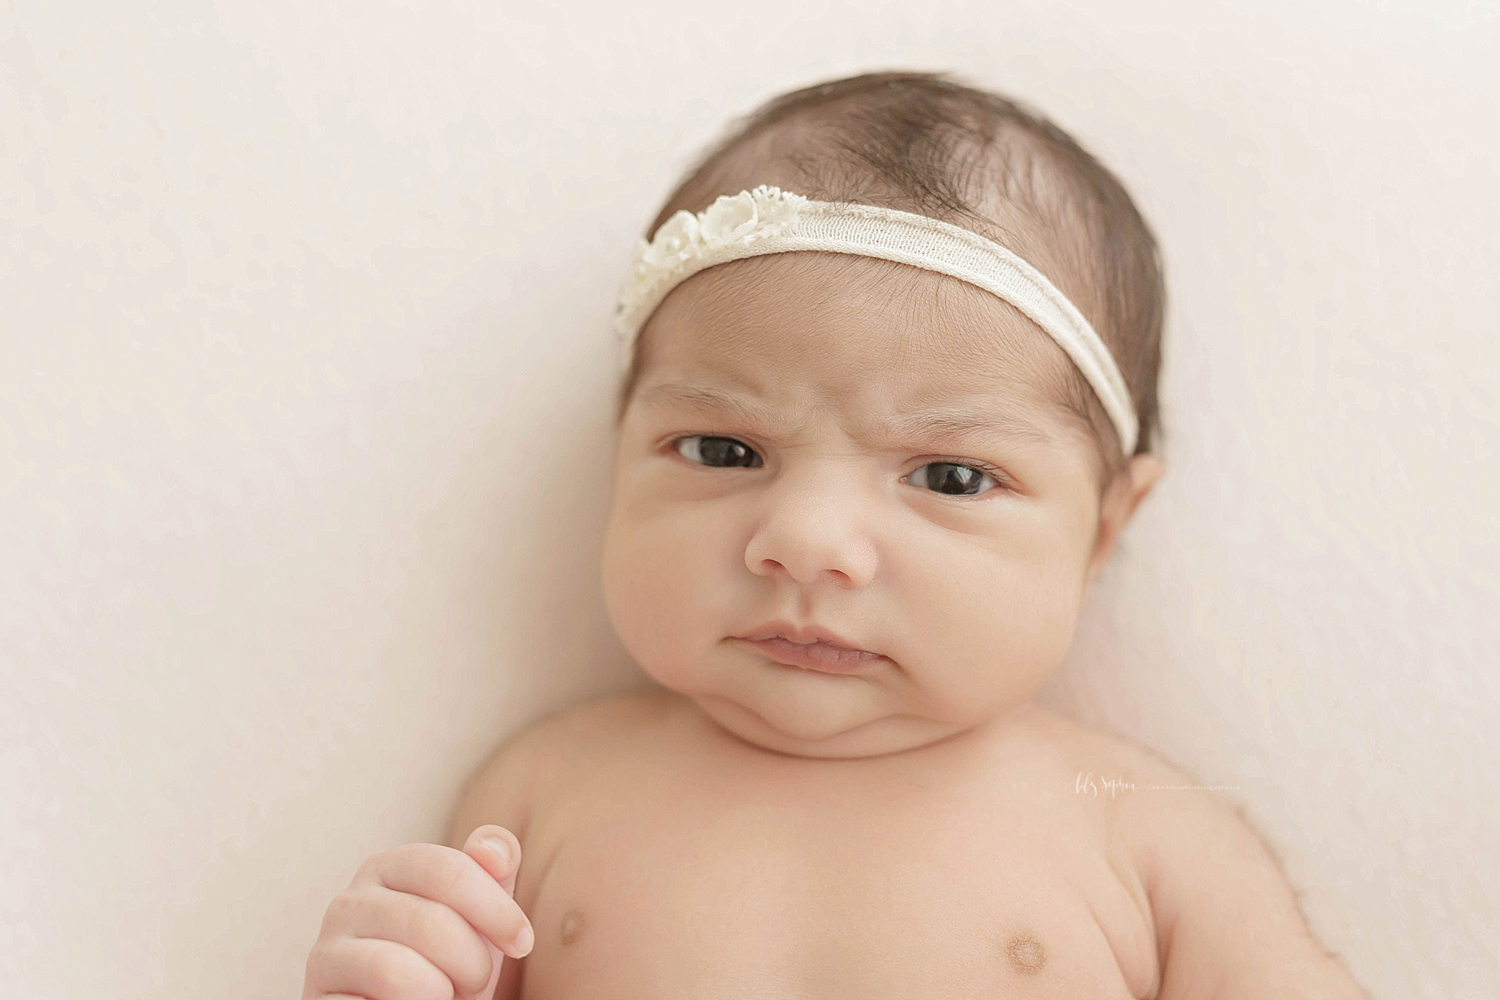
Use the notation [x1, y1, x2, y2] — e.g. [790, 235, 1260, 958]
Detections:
[301, 72, 1369, 999]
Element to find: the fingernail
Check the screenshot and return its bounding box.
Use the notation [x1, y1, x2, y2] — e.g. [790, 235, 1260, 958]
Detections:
[514, 923, 534, 956]
[482, 834, 512, 867]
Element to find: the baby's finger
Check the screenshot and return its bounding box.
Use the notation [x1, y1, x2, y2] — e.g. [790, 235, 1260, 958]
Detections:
[326, 885, 494, 999]
[304, 935, 451, 1000]
[479, 939, 505, 1000]
[363, 844, 533, 958]
[461, 824, 522, 895]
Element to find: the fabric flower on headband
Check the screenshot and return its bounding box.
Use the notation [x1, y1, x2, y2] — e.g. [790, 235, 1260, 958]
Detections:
[639, 210, 700, 269]
[616, 186, 807, 334]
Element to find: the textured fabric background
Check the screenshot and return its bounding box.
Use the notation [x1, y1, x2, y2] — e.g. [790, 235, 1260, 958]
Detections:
[3, 1, 1496, 997]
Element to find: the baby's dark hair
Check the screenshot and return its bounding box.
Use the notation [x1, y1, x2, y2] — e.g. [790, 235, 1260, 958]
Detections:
[617, 70, 1165, 482]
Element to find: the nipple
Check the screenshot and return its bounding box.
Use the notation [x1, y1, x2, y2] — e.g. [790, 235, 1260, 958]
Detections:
[1004, 932, 1047, 975]
[559, 908, 588, 946]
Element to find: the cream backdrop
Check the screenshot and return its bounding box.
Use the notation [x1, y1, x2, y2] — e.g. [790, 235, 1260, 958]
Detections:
[3, 0, 1497, 997]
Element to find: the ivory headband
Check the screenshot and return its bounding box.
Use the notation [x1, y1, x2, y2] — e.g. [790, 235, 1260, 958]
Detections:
[613, 185, 1139, 455]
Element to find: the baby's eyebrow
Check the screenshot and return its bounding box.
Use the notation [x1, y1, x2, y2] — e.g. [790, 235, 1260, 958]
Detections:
[878, 405, 1056, 447]
[641, 382, 779, 426]
[640, 381, 1055, 446]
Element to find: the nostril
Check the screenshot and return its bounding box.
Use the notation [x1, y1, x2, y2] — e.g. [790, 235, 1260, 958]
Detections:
[752, 557, 781, 578]
[756, 561, 855, 589]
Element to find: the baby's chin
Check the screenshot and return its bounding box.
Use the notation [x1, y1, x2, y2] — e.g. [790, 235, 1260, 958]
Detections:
[688, 690, 972, 760]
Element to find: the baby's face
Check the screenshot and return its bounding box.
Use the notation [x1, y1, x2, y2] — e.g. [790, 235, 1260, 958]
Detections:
[602, 253, 1117, 758]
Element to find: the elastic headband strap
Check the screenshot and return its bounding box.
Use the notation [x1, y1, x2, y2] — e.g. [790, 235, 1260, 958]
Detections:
[613, 186, 1138, 455]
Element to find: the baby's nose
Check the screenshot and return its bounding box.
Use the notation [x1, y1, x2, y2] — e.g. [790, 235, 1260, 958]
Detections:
[742, 474, 878, 589]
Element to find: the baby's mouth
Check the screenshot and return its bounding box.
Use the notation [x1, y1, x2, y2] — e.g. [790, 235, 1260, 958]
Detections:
[736, 635, 884, 674]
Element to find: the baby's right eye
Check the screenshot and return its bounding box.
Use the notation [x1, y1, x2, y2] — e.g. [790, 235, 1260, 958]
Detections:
[675, 435, 763, 468]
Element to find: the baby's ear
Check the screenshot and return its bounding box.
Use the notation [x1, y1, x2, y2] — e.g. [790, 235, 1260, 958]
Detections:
[1086, 454, 1165, 584]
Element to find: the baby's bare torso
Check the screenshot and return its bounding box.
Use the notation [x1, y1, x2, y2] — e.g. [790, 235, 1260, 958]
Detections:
[504, 690, 1161, 999]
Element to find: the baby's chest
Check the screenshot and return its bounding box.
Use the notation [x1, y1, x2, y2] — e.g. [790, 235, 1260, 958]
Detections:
[515, 770, 1148, 999]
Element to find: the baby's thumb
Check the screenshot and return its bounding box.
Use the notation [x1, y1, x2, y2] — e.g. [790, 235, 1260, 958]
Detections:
[463, 823, 522, 896]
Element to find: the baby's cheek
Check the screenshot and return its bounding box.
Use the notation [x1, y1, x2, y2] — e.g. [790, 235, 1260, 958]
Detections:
[601, 507, 731, 684]
[903, 552, 1082, 713]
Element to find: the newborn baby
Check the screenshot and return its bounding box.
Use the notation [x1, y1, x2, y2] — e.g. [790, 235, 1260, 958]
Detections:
[302, 72, 1369, 999]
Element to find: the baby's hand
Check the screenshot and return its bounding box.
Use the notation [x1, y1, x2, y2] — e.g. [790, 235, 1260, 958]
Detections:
[302, 824, 534, 1000]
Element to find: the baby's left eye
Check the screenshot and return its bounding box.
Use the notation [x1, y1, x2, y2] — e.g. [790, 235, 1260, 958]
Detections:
[906, 461, 999, 497]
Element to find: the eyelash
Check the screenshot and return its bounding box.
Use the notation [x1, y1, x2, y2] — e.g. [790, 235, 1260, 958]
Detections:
[666, 434, 1012, 498]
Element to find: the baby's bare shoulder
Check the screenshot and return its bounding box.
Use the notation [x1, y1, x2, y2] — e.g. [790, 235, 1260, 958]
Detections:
[1018, 709, 1367, 999]
[1016, 710, 1277, 894]
[1007, 704, 1193, 790]
[446, 686, 675, 847]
